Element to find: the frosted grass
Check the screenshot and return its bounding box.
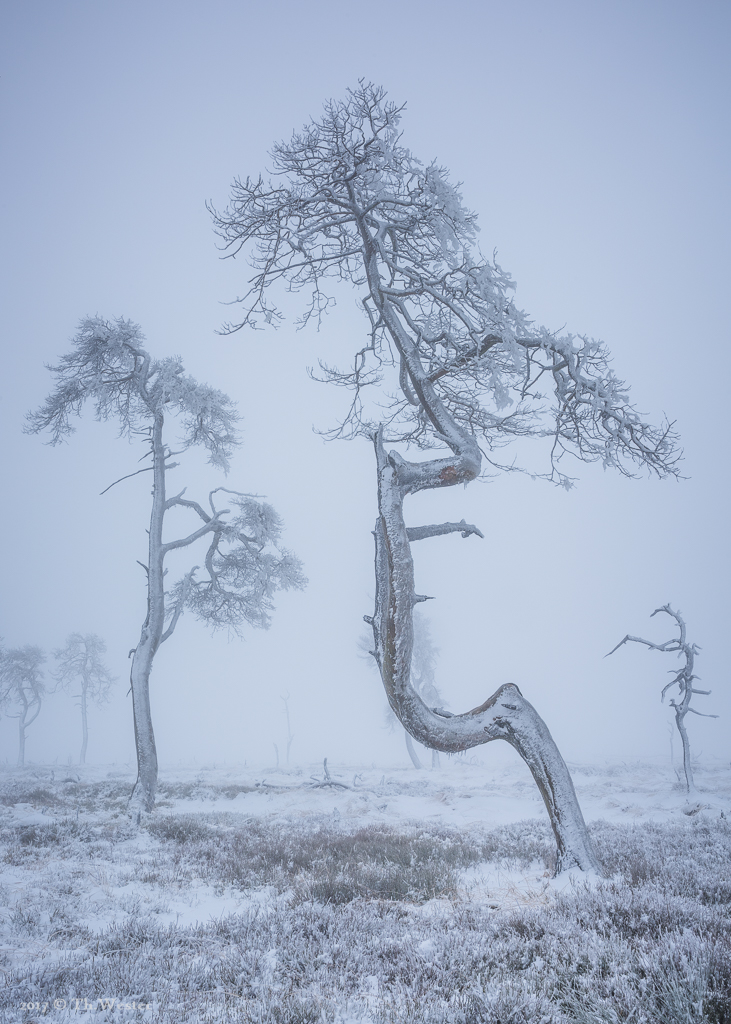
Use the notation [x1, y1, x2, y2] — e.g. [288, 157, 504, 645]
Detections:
[1, 763, 729, 1022]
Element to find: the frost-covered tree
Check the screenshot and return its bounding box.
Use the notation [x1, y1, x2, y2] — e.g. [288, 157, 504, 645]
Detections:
[28, 317, 306, 811]
[608, 605, 716, 795]
[54, 633, 116, 765]
[211, 84, 681, 872]
[0, 646, 46, 766]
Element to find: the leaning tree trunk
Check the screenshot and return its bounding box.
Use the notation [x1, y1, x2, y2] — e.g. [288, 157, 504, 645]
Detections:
[128, 414, 166, 814]
[366, 429, 600, 875]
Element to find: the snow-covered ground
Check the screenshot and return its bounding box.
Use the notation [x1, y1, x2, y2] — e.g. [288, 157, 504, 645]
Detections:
[1, 758, 729, 1022]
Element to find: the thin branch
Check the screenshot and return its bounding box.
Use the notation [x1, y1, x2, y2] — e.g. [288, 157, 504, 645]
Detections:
[164, 495, 212, 521]
[100, 465, 154, 495]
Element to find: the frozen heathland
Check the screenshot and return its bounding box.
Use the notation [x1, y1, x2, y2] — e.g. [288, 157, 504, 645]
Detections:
[1, 759, 729, 1022]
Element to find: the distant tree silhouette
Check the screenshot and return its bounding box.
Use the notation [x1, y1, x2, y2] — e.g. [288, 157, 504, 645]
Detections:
[54, 633, 116, 764]
[0, 645, 46, 765]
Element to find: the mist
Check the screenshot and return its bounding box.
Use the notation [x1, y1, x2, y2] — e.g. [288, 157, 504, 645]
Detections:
[1, 0, 728, 773]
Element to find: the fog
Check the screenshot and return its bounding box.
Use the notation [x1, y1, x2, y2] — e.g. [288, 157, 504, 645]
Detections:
[1, 0, 728, 772]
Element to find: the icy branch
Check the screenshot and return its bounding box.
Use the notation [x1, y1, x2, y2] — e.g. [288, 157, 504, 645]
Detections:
[407, 520, 484, 542]
[211, 83, 681, 481]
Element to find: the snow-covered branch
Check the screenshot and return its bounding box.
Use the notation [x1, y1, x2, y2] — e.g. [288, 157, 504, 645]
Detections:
[406, 520, 484, 542]
[211, 82, 681, 483]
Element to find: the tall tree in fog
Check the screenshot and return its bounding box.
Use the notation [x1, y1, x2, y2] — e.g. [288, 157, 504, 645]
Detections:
[211, 84, 681, 873]
[54, 633, 116, 765]
[0, 645, 46, 766]
[28, 318, 306, 811]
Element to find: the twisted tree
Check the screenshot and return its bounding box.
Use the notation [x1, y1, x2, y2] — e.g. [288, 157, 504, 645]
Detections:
[211, 83, 680, 872]
[608, 605, 716, 794]
[28, 317, 305, 810]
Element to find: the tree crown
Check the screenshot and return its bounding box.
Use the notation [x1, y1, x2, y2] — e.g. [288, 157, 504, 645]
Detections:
[0, 646, 46, 707]
[211, 82, 680, 486]
[27, 317, 240, 472]
[54, 633, 116, 704]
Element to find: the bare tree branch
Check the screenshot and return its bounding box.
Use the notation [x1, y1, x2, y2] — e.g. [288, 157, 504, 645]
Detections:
[100, 465, 155, 495]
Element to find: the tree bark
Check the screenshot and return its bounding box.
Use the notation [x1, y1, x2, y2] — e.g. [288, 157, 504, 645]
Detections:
[129, 413, 166, 813]
[367, 430, 601, 875]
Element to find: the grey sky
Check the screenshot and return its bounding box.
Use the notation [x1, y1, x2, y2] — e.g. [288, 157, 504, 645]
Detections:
[1, 0, 729, 769]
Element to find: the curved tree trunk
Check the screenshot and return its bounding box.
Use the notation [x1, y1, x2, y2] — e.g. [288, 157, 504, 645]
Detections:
[367, 430, 600, 875]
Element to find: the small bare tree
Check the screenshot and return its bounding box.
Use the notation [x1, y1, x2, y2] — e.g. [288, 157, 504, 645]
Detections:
[54, 633, 116, 765]
[28, 317, 306, 811]
[0, 646, 46, 765]
[608, 605, 717, 794]
[211, 83, 681, 872]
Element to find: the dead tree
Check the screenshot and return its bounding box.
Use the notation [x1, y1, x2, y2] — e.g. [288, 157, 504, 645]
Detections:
[211, 83, 681, 872]
[608, 605, 716, 794]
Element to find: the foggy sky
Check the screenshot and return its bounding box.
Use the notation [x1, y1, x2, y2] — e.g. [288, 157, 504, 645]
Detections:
[1, 0, 729, 771]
